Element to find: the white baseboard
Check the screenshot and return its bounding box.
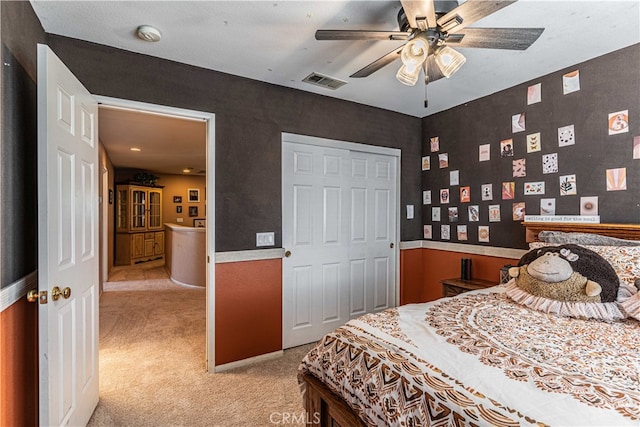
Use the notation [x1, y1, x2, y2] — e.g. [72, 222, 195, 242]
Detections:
[214, 350, 284, 372]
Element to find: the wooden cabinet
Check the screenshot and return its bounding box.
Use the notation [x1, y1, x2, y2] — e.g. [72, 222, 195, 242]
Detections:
[116, 184, 163, 233]
[115, 184, 165, 265]
[440, 278, 496, 298]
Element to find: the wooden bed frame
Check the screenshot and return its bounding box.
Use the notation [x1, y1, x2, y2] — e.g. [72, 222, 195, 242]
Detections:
[301, 222, 640, 426]
[523, 222, 640, 242]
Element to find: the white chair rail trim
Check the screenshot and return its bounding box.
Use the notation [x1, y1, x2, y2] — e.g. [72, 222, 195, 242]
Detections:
[399, 240, 526, 260]
[0, 271, 37, 313]
[215, 248, 285, 264]
[1, 243, 524, 311]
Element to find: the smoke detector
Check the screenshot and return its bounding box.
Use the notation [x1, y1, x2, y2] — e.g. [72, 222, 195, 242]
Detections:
[136, 25, 162, 42]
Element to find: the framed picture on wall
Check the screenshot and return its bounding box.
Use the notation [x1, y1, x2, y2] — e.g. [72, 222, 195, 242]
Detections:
[189, 206, 198, 217]
[176, 206, 182, 214]
[173, 196, 182, 203]
[188, 188, 200, 202]
[193, 219, 206, 228]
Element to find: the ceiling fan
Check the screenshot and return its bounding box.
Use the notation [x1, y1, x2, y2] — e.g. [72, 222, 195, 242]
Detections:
[315, 0, 544, 107]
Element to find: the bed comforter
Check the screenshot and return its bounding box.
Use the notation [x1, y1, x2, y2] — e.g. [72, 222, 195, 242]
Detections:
[299, 286, 640, 426]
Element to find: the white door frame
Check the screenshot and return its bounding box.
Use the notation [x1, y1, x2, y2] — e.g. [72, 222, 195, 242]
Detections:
[281, 132, 401, 308]
[101, 167, 109, 284]
[94, 96, 217, 372]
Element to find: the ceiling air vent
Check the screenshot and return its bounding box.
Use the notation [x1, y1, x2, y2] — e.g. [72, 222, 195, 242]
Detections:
[302, 72, 347, 90]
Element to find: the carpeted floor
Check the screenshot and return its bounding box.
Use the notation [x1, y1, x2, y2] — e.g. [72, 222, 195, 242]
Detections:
[88, 263, 314, 426]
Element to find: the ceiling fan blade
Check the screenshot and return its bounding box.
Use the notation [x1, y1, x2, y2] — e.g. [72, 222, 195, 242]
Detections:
[400, 0, 437, 29]
[315, 30, 411, 41]
[437, 0, 517, 34]
[447, 27, 544, 50]
[350, 45, 405, 78]
[425, 55, 445, 83]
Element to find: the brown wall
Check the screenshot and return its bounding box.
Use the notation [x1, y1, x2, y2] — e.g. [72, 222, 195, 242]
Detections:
[399, 248, 424, 305]
[215, 259, 282, 365]
[400, 247, 521, 305]
[0, 298, 38, 426]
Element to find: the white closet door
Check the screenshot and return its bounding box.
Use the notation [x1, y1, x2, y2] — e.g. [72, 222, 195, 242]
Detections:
[282, 139, 397, 348]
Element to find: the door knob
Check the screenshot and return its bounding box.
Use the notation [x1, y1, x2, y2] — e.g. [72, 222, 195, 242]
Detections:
[51, 286, 72, 301]
[390, 242, 395, 248]
[27, 290, 39, 303]
[284, 250, 292, 258]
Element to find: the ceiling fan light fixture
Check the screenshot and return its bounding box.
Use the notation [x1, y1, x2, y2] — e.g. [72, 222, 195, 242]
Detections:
[396, 64, 421, 86]
[396, 37, 428, 86]
[434, 46, 466, 78]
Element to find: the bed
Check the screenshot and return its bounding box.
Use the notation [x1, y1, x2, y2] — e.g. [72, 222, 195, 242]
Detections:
[298, 223, 640, 426]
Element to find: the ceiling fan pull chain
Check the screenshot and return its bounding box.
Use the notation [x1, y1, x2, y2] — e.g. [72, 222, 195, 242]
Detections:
[424, 84, 429, 109]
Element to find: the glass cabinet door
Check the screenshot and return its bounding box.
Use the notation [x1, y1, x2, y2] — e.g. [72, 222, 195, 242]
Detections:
[116, 188, 128, 231]
[131, 189, 146, 230]
[148, 190, 162, 229]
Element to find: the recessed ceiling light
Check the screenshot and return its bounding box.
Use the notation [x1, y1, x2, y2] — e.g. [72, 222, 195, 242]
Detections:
[130, 147, 141, 152]
[136, 25, 162, 42]
[183, 169, 191, 173]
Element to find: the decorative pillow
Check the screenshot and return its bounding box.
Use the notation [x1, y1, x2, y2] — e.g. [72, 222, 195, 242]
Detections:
[530, 242, 640, 288]
[538, 231, 640, 246]
[506, 244, 628, 321]
[620, 291, 640, 321]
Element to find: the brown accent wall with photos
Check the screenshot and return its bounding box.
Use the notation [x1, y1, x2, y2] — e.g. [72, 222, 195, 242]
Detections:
[422, 44, 640, 249]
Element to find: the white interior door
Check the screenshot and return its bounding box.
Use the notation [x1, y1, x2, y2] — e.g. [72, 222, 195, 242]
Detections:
[37, 44, 99, 426]
[282, 138, 397, 348]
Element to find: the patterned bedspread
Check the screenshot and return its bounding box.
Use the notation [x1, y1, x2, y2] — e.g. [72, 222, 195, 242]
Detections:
[298, 286, 640, 426]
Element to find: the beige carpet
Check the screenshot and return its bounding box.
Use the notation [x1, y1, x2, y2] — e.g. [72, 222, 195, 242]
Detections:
[89, 263, 314, 426]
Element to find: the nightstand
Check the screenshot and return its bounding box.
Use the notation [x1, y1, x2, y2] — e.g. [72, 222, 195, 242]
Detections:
[440, 278, 496, 298]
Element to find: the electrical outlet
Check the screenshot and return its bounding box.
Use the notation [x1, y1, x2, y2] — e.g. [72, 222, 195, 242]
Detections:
[177, 218, 183, 223]
[256, 232, 275, 247]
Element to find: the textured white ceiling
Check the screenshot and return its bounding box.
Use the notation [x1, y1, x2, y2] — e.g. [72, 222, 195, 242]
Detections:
[31, 0, 640, 117]
[30, 1, 640, 173]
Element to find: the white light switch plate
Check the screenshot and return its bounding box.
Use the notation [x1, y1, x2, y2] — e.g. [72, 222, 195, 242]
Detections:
[256, 232, 275, 247]
[406, 205, 414, 219]
[176, 218, 184, 223]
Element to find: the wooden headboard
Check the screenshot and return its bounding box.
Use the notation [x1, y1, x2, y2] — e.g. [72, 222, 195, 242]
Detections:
[522, 222, 640, 242]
